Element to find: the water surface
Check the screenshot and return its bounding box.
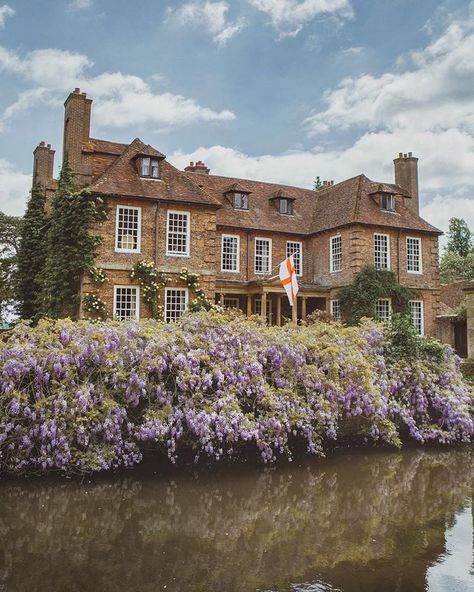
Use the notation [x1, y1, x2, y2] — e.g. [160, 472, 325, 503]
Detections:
[0, 448, 473, 592]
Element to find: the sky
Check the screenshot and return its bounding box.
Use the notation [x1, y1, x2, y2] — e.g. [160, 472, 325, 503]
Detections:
[1, 0, 474, 239]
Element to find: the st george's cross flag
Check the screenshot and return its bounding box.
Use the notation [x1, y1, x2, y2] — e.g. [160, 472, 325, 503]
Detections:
[279, 255, 299, 306]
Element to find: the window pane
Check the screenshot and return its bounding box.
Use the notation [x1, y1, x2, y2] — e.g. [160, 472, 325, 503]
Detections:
[375, 299, 391, 322]
[409, 300, 424, 335]
[222, 235, 239, 271]
[374, 234, 389, 269]
[167, 212, 189, 255]
[286, 241, 302, 275]
[114, 287, 139, 321]
[331, 299, 342, 321]
[255, 239, 271, 274]
[141, 157, 150, 176]
[165, 289, 188, 322]
[116, 207, 140, 251]
[234, 193, 248, 209]
[407, 238, 421, 273]
[150, 159, 160, 178]
[330, 236, 342, 272]
[223, 297, 240, 309]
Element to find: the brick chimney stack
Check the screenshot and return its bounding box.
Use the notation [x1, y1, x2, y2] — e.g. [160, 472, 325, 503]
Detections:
[184, 160, 210, 175]
[63, 88, 93, 188]
[33, 141, 55, 193]
[393, 152, 419, 215]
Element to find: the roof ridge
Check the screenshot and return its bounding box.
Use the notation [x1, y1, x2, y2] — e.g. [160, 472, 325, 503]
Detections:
[199, 172, 317, 194]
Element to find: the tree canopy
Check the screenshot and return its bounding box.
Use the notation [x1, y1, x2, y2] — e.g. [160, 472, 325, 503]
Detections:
[0, 212, 22, 324]
[17, 184, 49, 320]
[440, 217, 474, 283]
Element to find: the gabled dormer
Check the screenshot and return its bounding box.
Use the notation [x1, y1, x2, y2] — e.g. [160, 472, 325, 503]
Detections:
[369, 184, 397, 212]
[223, 183, 251, 210]
[270, 189, 295, 215]
[134, 143, 165, 180]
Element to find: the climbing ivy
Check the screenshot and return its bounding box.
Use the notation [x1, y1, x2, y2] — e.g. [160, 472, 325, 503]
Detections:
[39, 159, 108, 319]
[338, 264, 418, 324]
[179, 267, 222, 313]
[130, 260, 168, 320]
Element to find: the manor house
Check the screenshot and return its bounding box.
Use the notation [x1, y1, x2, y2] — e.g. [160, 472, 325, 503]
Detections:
[32, 89, 442, 334]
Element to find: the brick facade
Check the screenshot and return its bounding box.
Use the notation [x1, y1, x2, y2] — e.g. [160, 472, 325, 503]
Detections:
[33, 89, 444, 337]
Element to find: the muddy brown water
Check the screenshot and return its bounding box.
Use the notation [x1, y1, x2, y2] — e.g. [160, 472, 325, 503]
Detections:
[0, 448, 473, 592]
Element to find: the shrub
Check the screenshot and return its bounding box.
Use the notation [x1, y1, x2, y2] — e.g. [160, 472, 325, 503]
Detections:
[0, 312, 472, 475]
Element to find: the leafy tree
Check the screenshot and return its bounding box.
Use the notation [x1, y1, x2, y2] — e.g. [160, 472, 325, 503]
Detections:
[313, 176, 322, 191]
[39, 159, 107, 319]
[440, 250, 474, 283]
[17, 184, 49, 320]
[337, 264, 418, 324]
[446, 217, 473, 258]
[0, 212, 22, 324]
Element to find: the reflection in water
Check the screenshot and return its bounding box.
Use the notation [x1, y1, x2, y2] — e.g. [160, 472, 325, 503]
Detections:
[0, 449, 473, 592]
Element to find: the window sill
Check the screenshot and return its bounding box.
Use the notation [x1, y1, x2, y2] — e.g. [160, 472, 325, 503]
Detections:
[221, 269, 240, 273]
[115, 249, 141, 254]
[166, 253, 190, 258]
[330, 269, 342, 274]
[407, 270, 423, 275]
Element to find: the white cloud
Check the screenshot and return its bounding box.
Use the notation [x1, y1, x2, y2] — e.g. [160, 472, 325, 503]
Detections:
[69, 0, 93, 9]
[0, 4, 14, 29]
[247, 0, 353, 36]
[304, 19, 474, 135]
[0, 46, 235, 129]
[166, 1, 246, 46]
[422, 194, 474, 240]
[0, 159, 31, 216]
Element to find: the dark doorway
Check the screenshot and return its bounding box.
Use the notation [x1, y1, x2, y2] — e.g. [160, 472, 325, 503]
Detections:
[454, 321, 467, 358]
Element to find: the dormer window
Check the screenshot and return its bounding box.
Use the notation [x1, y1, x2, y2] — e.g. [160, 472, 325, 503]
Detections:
[233, 192, 249, 210]
[140, 157, 160, 179]
[381, 193, 395, 212]
[279, 198, 294, 215]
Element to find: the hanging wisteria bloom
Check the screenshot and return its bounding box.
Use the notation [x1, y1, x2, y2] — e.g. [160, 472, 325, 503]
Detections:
[0, 311, 472, 475]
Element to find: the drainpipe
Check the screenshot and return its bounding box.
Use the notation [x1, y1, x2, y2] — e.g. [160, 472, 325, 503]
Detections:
[397, 229, 401, 283]
[155, 201, 160, 265]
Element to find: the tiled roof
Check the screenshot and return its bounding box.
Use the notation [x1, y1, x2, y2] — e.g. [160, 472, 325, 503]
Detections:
[187, 174, 319, 235]
[187, 172, 442, 235]
[89, 139, 220, 206]
[83, 138, 128, 155]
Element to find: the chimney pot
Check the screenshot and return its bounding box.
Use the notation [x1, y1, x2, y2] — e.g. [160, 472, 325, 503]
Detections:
[40, 141, 45, 147]
[74, 87, 80, 93]
[408, 151, 412, 157]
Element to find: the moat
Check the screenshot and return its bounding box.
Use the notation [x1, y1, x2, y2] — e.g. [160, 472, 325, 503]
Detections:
[0, 448, 473, 592]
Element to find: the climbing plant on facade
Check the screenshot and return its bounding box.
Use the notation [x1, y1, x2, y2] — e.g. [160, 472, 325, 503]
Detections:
[39, 158, 108, 319]
[337, 264, 418, 324]
[130, 260, 168, 320]
[179, 267, 223, 312]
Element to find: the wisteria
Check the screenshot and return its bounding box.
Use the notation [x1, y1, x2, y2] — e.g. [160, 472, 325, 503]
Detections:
[0, 311, 472, 475]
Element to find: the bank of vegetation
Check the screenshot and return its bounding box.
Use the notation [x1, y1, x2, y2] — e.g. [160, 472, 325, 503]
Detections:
[0, 311, 473, 475]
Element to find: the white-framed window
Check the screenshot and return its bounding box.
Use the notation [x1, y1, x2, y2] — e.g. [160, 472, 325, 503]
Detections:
[115, 206, 141, 253]
[409, 300, 424, 335]
[221, 234, 240, 272]
[286, 241, 303, 276]
[407, 237, 422, 274]
[255, 238, 272, 274]
[375, 298, 391, 322]
[330, 299, 342, 321]
[330, 235, 342, 273]
[255, 298, 272, 323]
[165, 288, 188, 322]
[140, 157, 160, 179]
[233, 192, 249, 210]
[166, 210, 190, 257]
[374, 233, 390, 270]
[223, 296, 240, 309]
[113, 286, 140, 321]
[381, 194, 395, 212]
